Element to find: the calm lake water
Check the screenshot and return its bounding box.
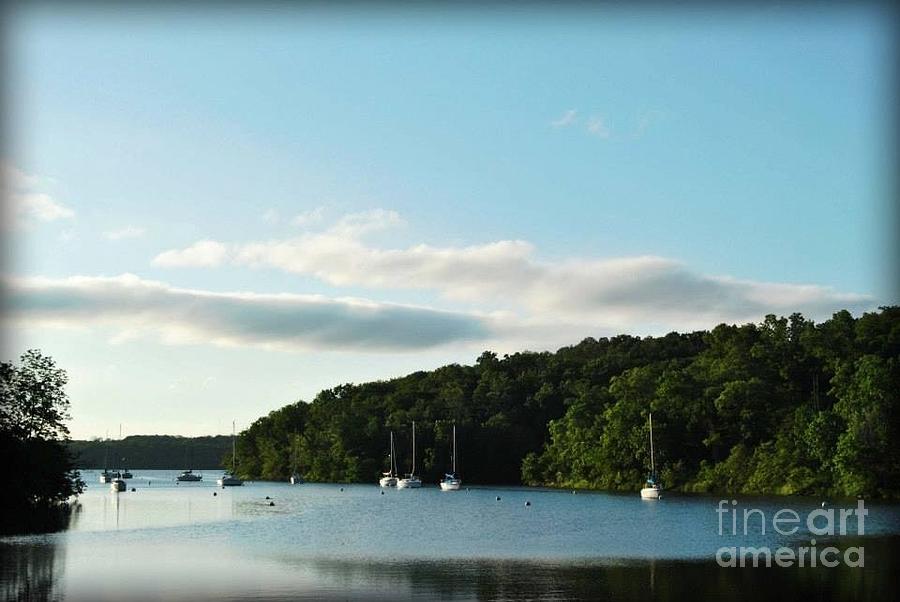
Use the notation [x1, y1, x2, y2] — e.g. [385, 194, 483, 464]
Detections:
[3, 469, 899, 600]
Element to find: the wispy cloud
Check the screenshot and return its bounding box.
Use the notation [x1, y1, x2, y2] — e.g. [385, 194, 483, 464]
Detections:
[291, 206, 326, 227]
[151, 211, 875, 334]
[633, 109, 665, 139]
[152, 240, 230, 268]
[586, 116, 610, 138]
[3, 163, 74, 226]
[6, 274, 489, 352]
[104, 226, 145, 241]
[551, 109, 578, 128]
[261, 209, 280, 225]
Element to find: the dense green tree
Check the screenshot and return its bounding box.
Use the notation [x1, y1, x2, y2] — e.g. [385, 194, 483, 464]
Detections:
[1, 350, 84, 534]
[232, 308, 900, 498]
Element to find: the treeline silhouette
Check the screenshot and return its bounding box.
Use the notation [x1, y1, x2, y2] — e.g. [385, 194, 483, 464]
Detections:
[235, 308, 899, 498]
[68, 435, 232, 470]
[2, 351, 83, 534]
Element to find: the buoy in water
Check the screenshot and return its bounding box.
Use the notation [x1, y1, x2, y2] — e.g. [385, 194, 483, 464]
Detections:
[381, 491, 385, 495]
[496, 496, 501, 501]
[525, 501, 531, 507]
[340, 487, 344, 492]
[269, 501, 275, 507]
[265, 496, 271, 500]
[131, 488, 136, 492]
[213, 492, 217, 497]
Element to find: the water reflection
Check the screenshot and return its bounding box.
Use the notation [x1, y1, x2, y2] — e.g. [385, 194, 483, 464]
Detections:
[3, 473, 900, 601]
[1, 534, 898, 600]
[0, 538, 66, 601]
[296, 542, 900, 601]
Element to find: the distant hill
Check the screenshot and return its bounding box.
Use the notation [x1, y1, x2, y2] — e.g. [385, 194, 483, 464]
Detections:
[68, 435, 232, 469]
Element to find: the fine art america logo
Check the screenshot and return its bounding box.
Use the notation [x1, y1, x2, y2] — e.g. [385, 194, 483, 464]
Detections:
[715, 499, 867, 568]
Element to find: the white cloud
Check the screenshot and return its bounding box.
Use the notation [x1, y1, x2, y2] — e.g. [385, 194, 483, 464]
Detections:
[104, 226, 145, 240]
[551, 109, 578, 128]
[3, 163, 74, 226]
[291, 206, 326, 227]
[152, 240, 230, 268]
[2, 163, 40, 190]
[586, 116, 610, 138]
[152, 211, 875, 334]
[7, 274, 489, 352]
[15, 192, 75, 222]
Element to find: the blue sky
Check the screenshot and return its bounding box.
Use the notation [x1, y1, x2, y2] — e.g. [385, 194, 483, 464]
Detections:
[3, 4, 895, 439]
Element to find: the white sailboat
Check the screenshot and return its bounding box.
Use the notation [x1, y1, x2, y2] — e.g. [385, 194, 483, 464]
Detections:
[217, 421, 244, 487]
[379, 431, 398, 487]
[99, 436, 113, 483]
[439, 424, 462, 491]
[290, 473, 304, 485]
[396, 422, 422, 489]
[640, 412, 662, 500]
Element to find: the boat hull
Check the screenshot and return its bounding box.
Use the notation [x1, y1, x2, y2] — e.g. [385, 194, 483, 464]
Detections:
[217, 476, 243, 486]
[110, 479, 126, 492]
[396, 478, 422, 489]
[290, 475, 304, 485]
[439, 479, 461, 491]
[177, 474, 202, 482]
[379, 476, 397, 487]
[640, 487, 662, 499]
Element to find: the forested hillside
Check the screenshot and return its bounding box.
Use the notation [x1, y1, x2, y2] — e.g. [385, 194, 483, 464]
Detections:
[235, 308, 899, 497]
[68, 435, 231, 469]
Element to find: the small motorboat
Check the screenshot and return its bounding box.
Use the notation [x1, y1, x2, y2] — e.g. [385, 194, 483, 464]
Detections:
[176, 469, 203, 482]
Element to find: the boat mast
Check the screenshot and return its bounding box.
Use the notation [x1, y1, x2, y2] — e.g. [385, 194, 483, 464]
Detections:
[389, 431, 395, 477]
[452, 424, 457, 475]
[231, 420, 236, 473]
[411, 421, 416, 476]
[649, 413, 655, 476]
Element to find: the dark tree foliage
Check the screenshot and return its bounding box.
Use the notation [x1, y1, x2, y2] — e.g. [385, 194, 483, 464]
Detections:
[1, 350, 84, 534]
[235, 308, 899, 497]
[67, 435, 233, 470]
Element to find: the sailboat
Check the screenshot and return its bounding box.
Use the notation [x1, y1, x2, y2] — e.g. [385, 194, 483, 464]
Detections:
[177, 444, 203, 481]
[640, 412, 662, 500]
[217, 421, 243, 487]
[99, 436, 114, 483]
[379, 431, 398, 487]
[396, 422, 422, 489]
[439, 424, 462, 491]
